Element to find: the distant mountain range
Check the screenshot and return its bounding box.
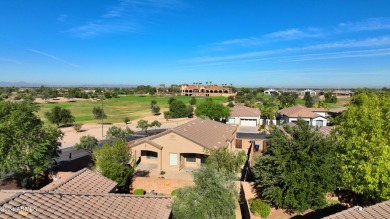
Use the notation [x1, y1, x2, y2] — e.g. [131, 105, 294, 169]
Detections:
[0, 81, 137, 88]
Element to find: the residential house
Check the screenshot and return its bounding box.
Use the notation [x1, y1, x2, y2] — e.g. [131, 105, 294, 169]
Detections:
[0, 168, 173, 219]
[227, 105, 261, 127]
[277, 105, 328, 127]
[324, 200, 390, 219]
[300, 89, 317, 96]
[263, 88, 280, 95]
[129, 118, 237, 171]
[332, 90, 354, 96]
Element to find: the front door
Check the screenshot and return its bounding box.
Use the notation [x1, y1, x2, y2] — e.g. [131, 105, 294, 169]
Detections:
[169, 153, 178, 166]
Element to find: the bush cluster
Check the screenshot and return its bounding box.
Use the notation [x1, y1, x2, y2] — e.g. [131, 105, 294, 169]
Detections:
[133, 189, 145, 195]
[249, 198, 271, 218]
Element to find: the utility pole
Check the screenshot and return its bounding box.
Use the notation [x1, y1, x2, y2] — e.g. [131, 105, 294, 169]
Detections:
[101, 90, 104, 137]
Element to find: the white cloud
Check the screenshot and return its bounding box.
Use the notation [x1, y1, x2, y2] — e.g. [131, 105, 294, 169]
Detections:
[28, 49, 79, 67]
[67, 0, 182, 37]
[338, 18, 390, 32]
[185, 36, 390, 64]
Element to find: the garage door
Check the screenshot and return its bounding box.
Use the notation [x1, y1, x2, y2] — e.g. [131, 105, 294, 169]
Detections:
[240, 119, 257, 126]
[228, 118, 235, 124]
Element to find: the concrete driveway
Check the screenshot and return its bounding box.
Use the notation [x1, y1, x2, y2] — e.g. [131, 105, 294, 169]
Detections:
[238, 126, 259, 133]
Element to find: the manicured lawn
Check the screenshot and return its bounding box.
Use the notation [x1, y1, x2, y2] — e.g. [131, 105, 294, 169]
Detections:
[37, 95, 227, 124]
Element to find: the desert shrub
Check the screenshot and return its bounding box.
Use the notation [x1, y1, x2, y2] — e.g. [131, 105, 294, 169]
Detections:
[73, 123, 83, 132]
[160, 171, 166, 175]
[133, 189, 145, 195]
[171, 189, 177, 196]
[249, 198, 271, 218]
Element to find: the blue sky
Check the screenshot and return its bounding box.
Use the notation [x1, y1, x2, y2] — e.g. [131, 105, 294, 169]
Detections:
[1, 0, 390, 88]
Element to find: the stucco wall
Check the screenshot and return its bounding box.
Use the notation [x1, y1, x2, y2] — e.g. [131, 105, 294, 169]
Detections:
[152, 133, 207, 171]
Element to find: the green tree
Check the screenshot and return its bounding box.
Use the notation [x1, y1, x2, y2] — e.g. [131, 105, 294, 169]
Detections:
[137, 119, 150, 135]
[189, 96, 197, 106]
[324, 92, 337, 103]
[205, 147, 246, 174]
[195, 99, 230, 120]
[75, 135, 98, 151]
[0, 101, 62, 187]
[278, 93, 298, 108]
[171, 166, 237, 219]
[106, 126, 134, 141]
[169, 100, 192, 118]
[303, 92, 314, 107]
[168, 97, 176, 105]
[123, 116, 130, 125]
[335, 91, 390, 202]
[150, 100, 157, 108]
[260, 96, 278, 119]
[92, 106, 107, 120]
[150, 120, 162, 134]
[252, 119, 339, 213]
[151, 104, 160, 115]
[93, 140, 135, 191]
[164, 111, 173, 121]
[44, 106, 75, 126]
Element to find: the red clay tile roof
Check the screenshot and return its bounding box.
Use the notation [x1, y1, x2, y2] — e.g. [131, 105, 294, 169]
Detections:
[0, 191, 172, 219]
[324, 200, 390, 219]
[40, 168, 117, 193]
[230, 105, 261, 117]
[278, 105, 323, 118]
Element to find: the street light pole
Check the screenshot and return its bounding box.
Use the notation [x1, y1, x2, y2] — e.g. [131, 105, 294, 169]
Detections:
[101, 91, 104, 137]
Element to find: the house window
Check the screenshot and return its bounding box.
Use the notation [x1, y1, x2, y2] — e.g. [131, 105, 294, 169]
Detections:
[146, 151, 158, 159]
[186, 154, 196, 162]
[316, 120, 323, 128]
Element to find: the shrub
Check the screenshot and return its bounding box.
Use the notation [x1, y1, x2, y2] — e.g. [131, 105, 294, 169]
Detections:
[133, 189, 145, 195]
[227, 102, 235, 107]
[160, 171, 166, 175]
[249, 198, 271, 218]
[171, 189, 177, 196]
[73, 123, 83, 132]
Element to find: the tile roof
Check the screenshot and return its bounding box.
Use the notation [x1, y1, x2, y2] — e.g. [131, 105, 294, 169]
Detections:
[278, 105, 324, 118]
[171, 118, 237, 149]
[329, 106, 348, 114]
[130, 118, 237, 149]
[319, 126, 334, 136]
[324, 200, 390, 219]
[0, 191, 172, 219]
[230, 105, 261, 117]
[40, 168, 117, 193]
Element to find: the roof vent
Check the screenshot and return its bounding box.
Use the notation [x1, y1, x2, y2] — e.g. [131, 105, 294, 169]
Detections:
[354, 206, 363, 211]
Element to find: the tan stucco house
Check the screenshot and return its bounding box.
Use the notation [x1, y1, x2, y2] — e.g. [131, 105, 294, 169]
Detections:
[129, 118, 237, 171]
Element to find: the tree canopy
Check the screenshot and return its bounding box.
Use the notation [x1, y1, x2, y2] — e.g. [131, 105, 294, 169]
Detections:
[171, 166, 236, 219]
[278, 93, 298, 109]
[303, 92, 315, 107]
[93, 140, 135, 191]
[168, 100, 193, 118]
[205, 147, 246, 174]
[106, 126, 134, 141]
[252, 119, 339, 213]
[137, 119, 150, 135]
[195, 99, 230, 120]
[335, 90, 390, 202]
[75, 135, 98, 151]
[0, 101, 62, 187]
[44, 106, 75, 126]
[92, 106, 107, 120]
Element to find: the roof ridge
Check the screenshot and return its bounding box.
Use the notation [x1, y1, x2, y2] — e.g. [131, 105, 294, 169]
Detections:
[23, 191, 173, 198]
[0, 191, 28, 205]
